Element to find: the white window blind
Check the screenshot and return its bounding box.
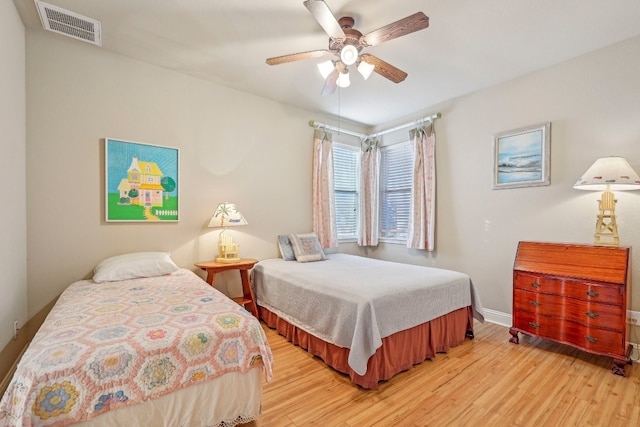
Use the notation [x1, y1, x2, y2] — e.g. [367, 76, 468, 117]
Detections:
[379, 141, 413, 240]
[333, 143, 360, 240]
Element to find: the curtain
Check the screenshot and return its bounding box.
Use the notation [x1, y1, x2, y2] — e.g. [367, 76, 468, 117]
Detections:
[312, 128, 338, 248]
[358, 137, 380, 246]
[407, 122, 436, 250]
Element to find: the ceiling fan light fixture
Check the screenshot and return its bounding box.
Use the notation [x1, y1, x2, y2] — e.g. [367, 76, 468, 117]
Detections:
[336, 70, 351, 88]
[357, 60, 375, 80]
[317, 60, 335, 79]
[266, 5, 430, 93]
[340, 45, 358, 66]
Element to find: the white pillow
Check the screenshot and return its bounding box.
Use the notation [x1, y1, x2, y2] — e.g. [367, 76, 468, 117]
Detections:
[93, 252, 179, 283]
[288, 232, 326, 263]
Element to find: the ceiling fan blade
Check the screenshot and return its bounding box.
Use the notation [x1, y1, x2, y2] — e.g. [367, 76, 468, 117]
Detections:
[303, 0, 346, 39]
[359, 53, 407, 83]
[321, 68, 339, 96]
[363, 12, 429, 47]
[266, 50, 331, 65]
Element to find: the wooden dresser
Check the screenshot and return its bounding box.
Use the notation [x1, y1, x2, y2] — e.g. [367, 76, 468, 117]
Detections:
[509, 241, 632, 376]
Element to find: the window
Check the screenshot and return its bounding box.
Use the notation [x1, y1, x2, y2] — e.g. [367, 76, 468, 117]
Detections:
[379, 141, 413, 240]
[333, 143, 360, 240]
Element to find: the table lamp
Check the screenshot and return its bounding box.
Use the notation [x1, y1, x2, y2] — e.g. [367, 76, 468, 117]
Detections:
[208, 202, 248, 263]
[573, 156, 640, 246]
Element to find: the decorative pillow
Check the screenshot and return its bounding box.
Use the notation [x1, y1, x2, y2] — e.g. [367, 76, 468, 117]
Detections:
[288, 232, 326, 263]
[93, 252, 179, 283]
[277, 235, 296, 261]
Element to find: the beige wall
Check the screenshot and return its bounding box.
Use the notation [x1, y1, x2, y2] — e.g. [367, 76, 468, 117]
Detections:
[25, 30, 365, 317]
[346, 35, 640, 323]
[1, 0, 27, 348]
[19, 23, 640, 335]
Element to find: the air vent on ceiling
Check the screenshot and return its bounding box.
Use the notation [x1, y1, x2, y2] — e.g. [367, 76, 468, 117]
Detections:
[34, 0, 102, 46]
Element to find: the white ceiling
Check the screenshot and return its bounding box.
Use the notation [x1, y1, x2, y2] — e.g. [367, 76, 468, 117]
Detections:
[13, 0, 640, 126]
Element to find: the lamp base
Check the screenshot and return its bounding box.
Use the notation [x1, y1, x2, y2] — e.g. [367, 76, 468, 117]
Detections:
[217, 239, 240, 263]
[594, 229, 619, 246]
[215, 256, 241, 264]
[593, 190, 619, 246]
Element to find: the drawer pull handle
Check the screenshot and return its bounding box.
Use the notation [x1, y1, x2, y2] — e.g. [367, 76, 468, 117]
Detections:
[585, 336, 598, 343]
[530, 282, 541, 288]
[528, 322, 540, 329]
[586, 311, 599, 319]
[586, 290, 599, 297]
[529, 301, 541, 307]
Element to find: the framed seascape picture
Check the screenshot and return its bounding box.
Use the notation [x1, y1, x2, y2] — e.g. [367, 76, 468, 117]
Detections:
[105, 138, 179, 222]
[492, 122, 551, 189]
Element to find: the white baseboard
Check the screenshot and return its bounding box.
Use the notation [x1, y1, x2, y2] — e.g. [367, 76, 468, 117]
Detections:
[631, 343, 640, 362]
[481, 308, 511, 327]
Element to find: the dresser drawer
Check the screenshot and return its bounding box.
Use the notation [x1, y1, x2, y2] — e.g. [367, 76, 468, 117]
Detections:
[513, 289, 624, 328]
[513, 311, 625, 355]
[514, 272, 623, 305]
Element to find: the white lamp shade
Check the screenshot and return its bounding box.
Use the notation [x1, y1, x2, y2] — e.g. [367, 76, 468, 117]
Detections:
[208, 202, 248, 227]
[357, 60, 375, 80]
[574, 156, 640, 191]
[336, 70, 350, 88]
[317, 60, 335, 79]
[340, 45, 358, 65]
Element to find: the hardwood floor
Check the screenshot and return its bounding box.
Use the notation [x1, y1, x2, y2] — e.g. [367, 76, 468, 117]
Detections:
[246, 321, 640, 426]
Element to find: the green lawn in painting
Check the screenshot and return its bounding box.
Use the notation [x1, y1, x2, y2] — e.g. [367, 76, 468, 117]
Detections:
[107, 193, 178, 221]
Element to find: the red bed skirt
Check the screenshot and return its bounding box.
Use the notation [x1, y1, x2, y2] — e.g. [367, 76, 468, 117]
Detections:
[259, 305, 474, 389]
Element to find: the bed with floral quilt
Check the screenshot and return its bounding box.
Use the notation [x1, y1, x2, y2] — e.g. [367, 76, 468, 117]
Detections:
[0, 252, 273, 427]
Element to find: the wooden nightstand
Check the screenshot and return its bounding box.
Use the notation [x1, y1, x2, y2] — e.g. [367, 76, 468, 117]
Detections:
[195, 258, 259, 317]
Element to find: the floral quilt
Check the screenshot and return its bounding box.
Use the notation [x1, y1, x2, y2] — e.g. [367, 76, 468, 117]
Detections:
[0, 269, 273, 426]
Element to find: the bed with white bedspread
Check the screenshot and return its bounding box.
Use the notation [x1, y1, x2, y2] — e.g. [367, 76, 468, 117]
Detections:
[0, 264, 273, 426]
[253, 253, 483, 388]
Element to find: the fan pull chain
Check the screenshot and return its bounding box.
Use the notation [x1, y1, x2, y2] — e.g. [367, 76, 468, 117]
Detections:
[337, 86, 341, 135]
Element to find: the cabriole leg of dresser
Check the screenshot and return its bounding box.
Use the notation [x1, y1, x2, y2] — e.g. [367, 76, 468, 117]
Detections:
[612, 360, 628, 376]
[508, 328, 519, 344]
[612, 345, 634, 376]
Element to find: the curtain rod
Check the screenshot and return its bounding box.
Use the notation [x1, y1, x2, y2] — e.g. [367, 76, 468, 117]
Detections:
[307, 120, 367, 138]
[373, 112, 441, 137]
[308, 112, 441, 140]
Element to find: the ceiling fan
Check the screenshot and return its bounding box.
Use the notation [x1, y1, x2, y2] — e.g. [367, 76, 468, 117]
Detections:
[266, 0, 430, 95]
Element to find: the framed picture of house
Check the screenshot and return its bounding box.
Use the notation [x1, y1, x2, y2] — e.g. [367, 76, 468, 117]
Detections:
[105, 138, 179, 222]
[492, 122, 551, 189]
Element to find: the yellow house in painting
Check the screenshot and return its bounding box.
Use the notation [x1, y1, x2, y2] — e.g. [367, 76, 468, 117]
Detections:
[121, 156, 165, 207]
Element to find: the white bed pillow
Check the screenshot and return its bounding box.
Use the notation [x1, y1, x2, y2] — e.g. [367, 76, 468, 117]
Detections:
[288, 232, 326, 263]
[93, 252, 179, 283]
